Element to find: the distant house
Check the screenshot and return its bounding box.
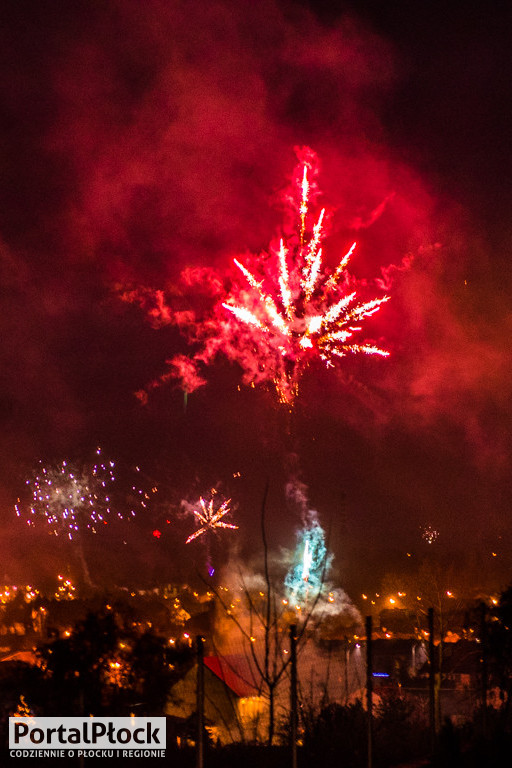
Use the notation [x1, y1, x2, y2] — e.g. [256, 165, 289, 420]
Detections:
[412, 639, 482, 723]
[165, 654, 267, 745]
[372, 638, 428, 682]
[441, 640, 480, 690]
[166, 638, 370, 744]
[0, 650, 38, 665]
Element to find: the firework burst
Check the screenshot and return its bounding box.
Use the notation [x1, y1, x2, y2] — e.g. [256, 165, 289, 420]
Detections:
[421, 525, 439, 545]
[221, 150, 390, 403]
[124, 148, 392, 406]
[182, 488, 238, 576]
[185, 490, 237, 544]
[15, 448, 151, 540]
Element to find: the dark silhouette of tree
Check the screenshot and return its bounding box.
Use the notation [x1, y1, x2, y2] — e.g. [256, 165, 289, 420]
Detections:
[374, 690, 428, 767]
[487, 585, 512, 730]
[129, 631, 193, 714]
[39, 609, 120, 715]
[0, 662, 46, 747]
[36, 607, 194, 718]
[303, 701, 366, 768]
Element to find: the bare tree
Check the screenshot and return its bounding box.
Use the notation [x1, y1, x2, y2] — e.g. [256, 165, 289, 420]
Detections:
[207, 485, 329, 746]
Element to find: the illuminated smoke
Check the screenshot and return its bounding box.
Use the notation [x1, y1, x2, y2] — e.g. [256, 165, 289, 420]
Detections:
[283, 475, 359, 622]
[284, 517, 332, 606]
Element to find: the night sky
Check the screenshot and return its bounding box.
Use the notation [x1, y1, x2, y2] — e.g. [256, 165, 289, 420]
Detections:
[1, 0, 512, 594]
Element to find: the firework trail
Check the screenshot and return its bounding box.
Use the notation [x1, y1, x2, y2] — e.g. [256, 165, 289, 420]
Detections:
[124, 148, 391, 406]
[183, 488, 238, 576]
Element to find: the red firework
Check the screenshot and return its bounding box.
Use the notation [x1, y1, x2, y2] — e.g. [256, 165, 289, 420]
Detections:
[127, 148, 391, 405]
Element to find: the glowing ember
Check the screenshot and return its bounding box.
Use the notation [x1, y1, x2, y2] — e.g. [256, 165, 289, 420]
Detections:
[185, 490, 238, 544]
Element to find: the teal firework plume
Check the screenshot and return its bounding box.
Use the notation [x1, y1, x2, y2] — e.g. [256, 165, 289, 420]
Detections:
[285, 517, 332, 604]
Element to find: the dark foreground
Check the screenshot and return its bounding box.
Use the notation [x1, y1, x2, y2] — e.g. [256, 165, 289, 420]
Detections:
[4, 734, 512, 768]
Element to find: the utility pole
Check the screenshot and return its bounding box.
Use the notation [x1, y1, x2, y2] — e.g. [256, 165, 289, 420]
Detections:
[290, 624, 298, 768]
[344, 636, 350, 703]
[366, 615, 373, 768]
[196, 635, 205, 768]
[480, 602, 488, 739]
[428, 608, 437, 755]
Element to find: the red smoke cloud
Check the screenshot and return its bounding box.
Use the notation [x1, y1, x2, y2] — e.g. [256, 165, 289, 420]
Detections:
[27, 0, 505, 463]
[1, 0, 511, 577]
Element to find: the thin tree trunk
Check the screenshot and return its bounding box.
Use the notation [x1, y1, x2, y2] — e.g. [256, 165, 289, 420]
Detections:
[290, 624, 298, 768]
[366, 616, 373, 768]
[268, 682, 275, 747]
[196, 635, 205, 768]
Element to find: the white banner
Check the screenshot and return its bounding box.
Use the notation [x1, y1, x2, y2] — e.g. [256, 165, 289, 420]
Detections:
[9, 717, 166, 749]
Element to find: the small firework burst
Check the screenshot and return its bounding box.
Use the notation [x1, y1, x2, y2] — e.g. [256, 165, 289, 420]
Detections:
[421, 525, 439, 545]
[183, 488, 238, 576]
[15, 448, 152, 540]
[185, 490, 237, 544]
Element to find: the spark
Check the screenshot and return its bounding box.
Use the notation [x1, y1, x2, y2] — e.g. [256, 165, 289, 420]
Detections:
[300, 165, 309, 244]
[185, 491, 238, 544]
[222, 149, 390, 403]
[278, 240, 292, 317]
[301, 539, 312, 582]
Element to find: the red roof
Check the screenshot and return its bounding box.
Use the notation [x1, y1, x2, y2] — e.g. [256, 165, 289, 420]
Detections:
[204, 655, 259, 698]
[1, 650, 38, 665]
